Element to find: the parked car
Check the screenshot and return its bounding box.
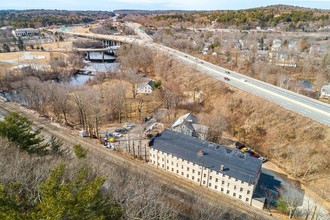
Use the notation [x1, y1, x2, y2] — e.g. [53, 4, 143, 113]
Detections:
[258, 157, 267, 163]
[123, 122, 134, 129]
[115, 128, 127, 133]
[241, 147, 251, 153]
[224, 77, 230, 81]
[250, 153, 260, 158]
[235, 142, 245, 149]
[113, 132, 123, 138]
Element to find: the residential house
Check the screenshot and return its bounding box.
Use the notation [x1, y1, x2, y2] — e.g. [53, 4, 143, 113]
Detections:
[149, 129, 263, 208]
[288, 41, 298, 51]
[136, 80, 153, 94]
[320, 85, 330, 99]
[271, 39, 282, 52]
[171, 113, 208, 140]
[309, 44, 322, 55]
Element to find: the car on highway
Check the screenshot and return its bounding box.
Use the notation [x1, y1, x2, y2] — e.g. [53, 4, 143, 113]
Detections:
[241, 78, 247, 82]
[226, 71, 230, 74]
[224, 77, 230, 81]
[200, 61, 204, 64]
[184, 55, 188, 58]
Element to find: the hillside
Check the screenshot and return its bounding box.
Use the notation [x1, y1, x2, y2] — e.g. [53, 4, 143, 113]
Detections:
[123, 5, 330, 30]
[0, 10, 115, 28]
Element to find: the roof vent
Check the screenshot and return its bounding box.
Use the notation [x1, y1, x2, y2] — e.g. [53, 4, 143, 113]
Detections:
[197, 149, 205, 156]
[225, 148, 232, 154]
[220, 165, 225, 171]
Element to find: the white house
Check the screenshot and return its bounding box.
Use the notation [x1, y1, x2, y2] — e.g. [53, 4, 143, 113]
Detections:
[136, 80, 153, 94]
[171, 113, 208, 140]
[320, 85, 330, 99]
[271, 39, 282, 51]
[12, 28, 39, 37]
[149, 129, 263, 208]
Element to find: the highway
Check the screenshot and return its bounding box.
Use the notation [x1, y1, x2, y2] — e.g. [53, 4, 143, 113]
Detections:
[61, 30, 330, 127]
[154, 46, 330, 126]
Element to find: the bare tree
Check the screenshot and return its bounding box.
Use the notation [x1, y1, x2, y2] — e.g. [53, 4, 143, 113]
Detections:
[278, 182, 304, 219]
[49, 84, 73, 125]
[200, 113, 228, 143]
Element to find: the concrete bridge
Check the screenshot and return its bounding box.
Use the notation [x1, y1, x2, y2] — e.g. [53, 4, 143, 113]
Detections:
[75, 45, 120, 62]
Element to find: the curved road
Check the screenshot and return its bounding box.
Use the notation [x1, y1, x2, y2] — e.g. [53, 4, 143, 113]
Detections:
[60, 31, 330, 126]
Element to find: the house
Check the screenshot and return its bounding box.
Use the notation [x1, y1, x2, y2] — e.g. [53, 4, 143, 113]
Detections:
[12, 28, 39, 37]
[136, 80, 153, 94]
[309, 44, 322, 55]
[271, 39, 282, 51]
[171, 113, 208, 140]
[320, 85, 330, 99]
[149, 129, 263, 208]
[288, 41, 298, 51]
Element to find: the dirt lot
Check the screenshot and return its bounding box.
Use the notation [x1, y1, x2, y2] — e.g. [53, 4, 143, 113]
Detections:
[40, 41, 72, 51]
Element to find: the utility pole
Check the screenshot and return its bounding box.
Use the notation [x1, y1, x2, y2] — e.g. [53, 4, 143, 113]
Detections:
[310, 206, 317, 220]
[144, 144, 147, 162]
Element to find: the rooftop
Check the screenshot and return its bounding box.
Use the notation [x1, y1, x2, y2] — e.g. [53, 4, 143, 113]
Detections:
[172, 113, 196, 128]
[149, 129, 262, 184]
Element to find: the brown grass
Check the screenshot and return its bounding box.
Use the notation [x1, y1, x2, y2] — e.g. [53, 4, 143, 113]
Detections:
[154, 53, 330, 204]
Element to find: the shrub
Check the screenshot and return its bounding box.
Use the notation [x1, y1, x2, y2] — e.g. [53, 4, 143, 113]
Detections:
[73, 144, 87, 158]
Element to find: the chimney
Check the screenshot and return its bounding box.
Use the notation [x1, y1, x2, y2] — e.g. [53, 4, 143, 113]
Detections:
[197, 149, 204, 156]
[220, 165, 224, 171]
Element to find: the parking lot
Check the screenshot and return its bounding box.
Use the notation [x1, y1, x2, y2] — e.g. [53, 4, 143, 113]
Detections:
[101, 122, 151, 161]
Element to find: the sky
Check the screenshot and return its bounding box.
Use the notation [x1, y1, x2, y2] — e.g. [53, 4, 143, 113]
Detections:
[1, 0, 330, 11]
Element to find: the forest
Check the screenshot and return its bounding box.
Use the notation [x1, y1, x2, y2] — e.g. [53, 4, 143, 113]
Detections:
[151, 5, 330, 29]
[0, 10, 115, 28]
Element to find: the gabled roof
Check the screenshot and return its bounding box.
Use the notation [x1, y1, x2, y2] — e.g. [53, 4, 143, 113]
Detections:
[171, 113, 196, 128]
[321, 85, 330, 93]
[176, 120, 195, 132]
[137, 80, 153, 89]
[149, 129, 262, 184]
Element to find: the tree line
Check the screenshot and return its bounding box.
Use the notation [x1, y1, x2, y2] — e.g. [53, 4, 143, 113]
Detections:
[0, 10, 115, 28]
[0, 111, 257, 219]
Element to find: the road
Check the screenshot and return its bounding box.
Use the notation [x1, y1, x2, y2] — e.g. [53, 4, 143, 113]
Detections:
[0, 101, 273, 220]
[57, 29, 330, 127]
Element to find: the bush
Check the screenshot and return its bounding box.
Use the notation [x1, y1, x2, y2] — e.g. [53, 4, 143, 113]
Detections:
[276, 199, 289, 214]
[73, 144, 87, 158]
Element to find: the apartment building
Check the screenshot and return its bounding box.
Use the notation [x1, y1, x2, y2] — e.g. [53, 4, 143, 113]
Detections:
[149, 129, 263, 207]
[12, 28, 39, 37]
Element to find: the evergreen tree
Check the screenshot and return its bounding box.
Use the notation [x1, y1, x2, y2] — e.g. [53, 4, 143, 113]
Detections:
[32, 165, 124, 220]
[17, 37, 24, 51]
[0, 112, 47, 154]
[2, 43, 10, 52]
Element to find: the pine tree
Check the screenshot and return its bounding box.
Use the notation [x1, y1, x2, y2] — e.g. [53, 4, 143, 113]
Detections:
[0, 112, 47, 154]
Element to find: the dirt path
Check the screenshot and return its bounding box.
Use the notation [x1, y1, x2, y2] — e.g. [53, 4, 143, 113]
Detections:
[0, 101, 274, 220]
